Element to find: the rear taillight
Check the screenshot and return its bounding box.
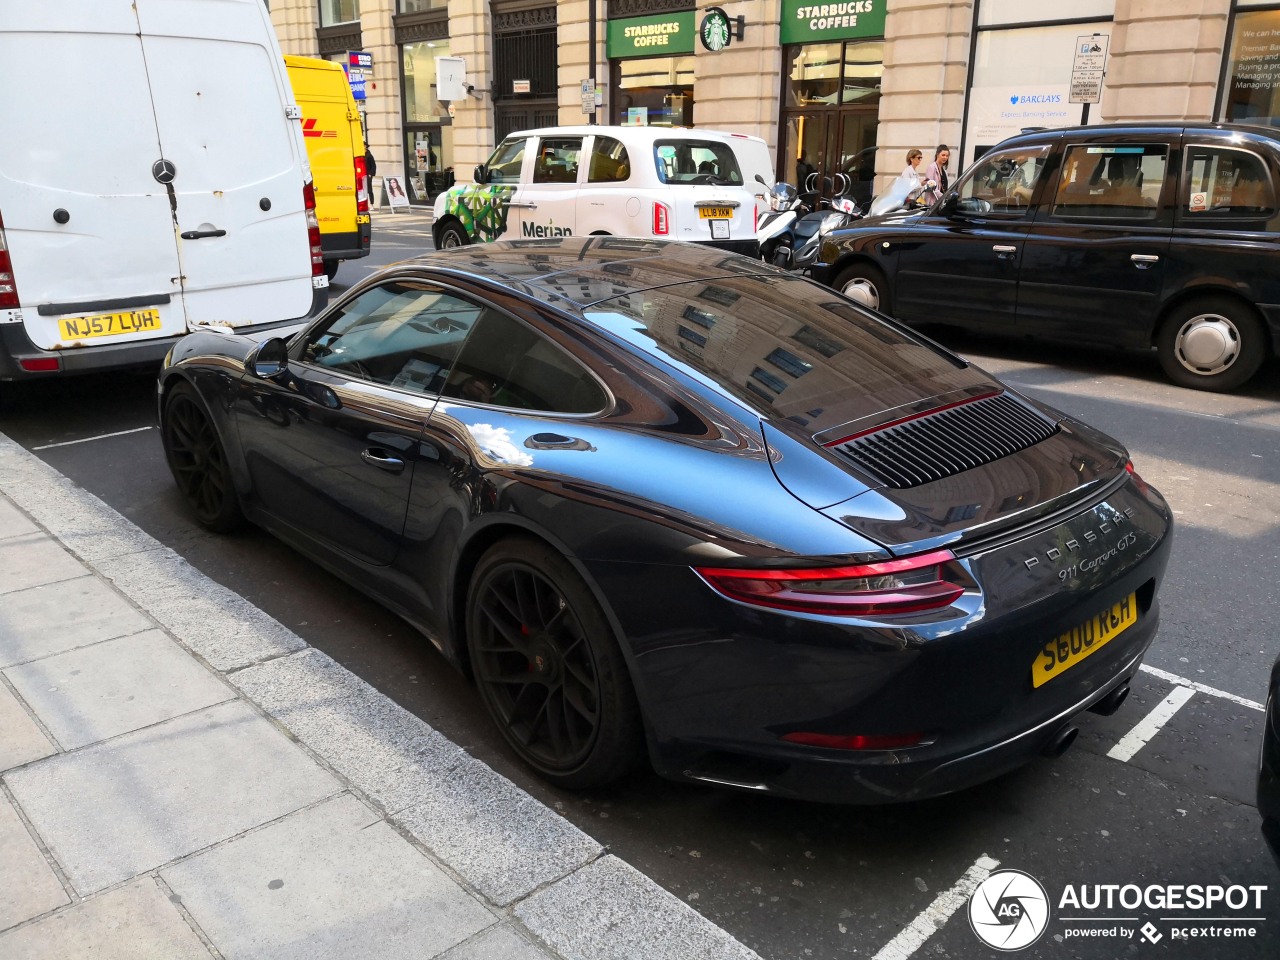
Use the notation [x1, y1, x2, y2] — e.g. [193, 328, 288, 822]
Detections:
[1124, 459, 1151, 495]
[303, 180, 324, 277]
[695, 549, 964, 616]
[354, 155, 370, 214]
[653, 201, 671, 236]
[753, 202, 759, 232]
[0, 210, 19, 309]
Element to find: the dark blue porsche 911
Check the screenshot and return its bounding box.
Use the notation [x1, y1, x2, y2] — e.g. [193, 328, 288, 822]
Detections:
[158, 238, 1173, 803]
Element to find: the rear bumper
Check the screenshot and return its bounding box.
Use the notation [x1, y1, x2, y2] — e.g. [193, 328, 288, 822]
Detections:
[320, 225, 371, 262]
[0, 289, 327, 380]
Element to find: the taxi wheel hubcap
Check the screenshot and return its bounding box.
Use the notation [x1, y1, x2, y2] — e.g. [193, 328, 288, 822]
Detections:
[843, 278, 880, 311]
[1174, 313, 1240, 375]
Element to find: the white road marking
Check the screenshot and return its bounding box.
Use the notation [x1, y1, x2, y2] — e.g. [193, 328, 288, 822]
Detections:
[1107, 685, 1196, 762]
[1139, 663, 1265, 712]
[32, 426, 154, 450]
[871, 855, 1000, 960]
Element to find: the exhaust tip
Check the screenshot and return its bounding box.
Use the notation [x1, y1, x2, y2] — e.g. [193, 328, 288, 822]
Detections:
[1043, 726, 1079, 759]
[1088, 684, 1132, 717]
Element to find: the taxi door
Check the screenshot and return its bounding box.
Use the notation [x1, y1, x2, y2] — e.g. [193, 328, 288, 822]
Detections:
[510, 135, 582, 239]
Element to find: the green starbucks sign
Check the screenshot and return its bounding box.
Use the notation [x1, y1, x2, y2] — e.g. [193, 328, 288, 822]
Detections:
[700, 8, 732, 52]
[780, 0, 886, 45]
[607, 12, 695, 58]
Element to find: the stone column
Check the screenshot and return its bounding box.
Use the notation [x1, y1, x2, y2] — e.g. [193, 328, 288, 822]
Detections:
[876, 0, 972, 192]
[360, 5, 398, 185]
[1104, 0, 1231, 121]
[557, 0, 600, 126]
[448, 0, 496, 174]
[693, 0, 784, 155]
[269, 1, 318, 55]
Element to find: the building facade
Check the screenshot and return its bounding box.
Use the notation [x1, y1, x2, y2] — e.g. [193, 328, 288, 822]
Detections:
[270, 0, 1280, 205]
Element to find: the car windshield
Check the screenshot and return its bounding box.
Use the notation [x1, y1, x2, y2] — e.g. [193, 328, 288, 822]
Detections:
[653, 140, 744, 185]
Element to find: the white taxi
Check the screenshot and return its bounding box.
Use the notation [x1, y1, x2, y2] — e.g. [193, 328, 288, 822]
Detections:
[431, 125, 765, 257]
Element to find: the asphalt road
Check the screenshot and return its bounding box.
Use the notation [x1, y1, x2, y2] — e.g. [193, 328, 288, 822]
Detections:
[2, 220, 1278, 959]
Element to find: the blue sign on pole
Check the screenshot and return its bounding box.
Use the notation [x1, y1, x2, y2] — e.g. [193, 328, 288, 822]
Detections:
[343, 51, 372, 102]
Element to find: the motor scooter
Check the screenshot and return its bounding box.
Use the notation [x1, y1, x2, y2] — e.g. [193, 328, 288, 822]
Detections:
[768, 174, 864, 273]
[755, 176, 806, 265]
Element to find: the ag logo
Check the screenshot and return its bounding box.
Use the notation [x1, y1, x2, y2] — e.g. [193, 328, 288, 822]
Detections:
[968, 869, 1050, 951]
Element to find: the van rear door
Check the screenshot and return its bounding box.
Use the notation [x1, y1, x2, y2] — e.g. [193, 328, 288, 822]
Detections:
[136, 0, 314, 328]
[0, 3, 187, 350]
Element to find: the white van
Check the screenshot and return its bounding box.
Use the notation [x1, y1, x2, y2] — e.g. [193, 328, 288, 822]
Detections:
[432, 125, 765, 257]
[0, 0, 326, 380]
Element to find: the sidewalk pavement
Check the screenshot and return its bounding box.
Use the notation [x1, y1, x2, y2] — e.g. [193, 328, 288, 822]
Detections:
[0, 431, 761, 960]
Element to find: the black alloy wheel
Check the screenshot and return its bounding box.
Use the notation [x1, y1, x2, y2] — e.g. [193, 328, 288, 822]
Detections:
[466, 539, 643, 789]
[162, 382, 243, 533]
[1156, 296, 1266, 392]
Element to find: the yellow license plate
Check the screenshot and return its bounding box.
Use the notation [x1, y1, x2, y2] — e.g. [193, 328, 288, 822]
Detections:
[1032, 593, 1138, 688]
[698, 207, 734, 219]
[59, 308, 162, 341]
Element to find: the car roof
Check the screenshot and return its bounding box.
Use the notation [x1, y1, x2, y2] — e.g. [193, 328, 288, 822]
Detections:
[503, 124, 766, 146]
[406, 238, 777, 309]
[994, 120, 1280, 150]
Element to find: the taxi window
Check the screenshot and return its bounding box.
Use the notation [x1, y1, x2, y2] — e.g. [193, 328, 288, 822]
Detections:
[533, 137, 583, 184]
[485, 138, 526, 185]
[1183, 146, 1274, 218]
[1051, 144, 1167, 220]
[588, 136, 631, 183]
[954, 145, 1051, 213]
[653, 140, 743, 185]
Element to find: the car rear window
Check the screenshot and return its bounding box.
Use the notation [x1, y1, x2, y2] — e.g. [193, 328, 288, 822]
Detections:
[653, 140, 744, 185]
[584, 275, 975, 435]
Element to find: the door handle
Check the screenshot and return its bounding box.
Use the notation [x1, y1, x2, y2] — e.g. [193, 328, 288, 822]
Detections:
[360, 449, 406, 474]
[180, 228, 228, 240]
[507, 201, 538, 209]
[993, 245, 1018, 253]
[1131, 254, 1160, 267]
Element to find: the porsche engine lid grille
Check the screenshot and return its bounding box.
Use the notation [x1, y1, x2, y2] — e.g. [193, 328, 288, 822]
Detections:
[829, 392, 1059, 489]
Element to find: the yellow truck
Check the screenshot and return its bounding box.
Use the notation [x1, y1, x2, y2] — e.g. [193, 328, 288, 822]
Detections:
[284, 55, 371, 280]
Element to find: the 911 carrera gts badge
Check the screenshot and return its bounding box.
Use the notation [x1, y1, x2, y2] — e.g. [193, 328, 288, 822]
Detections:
[1023, 506, 1137, 572]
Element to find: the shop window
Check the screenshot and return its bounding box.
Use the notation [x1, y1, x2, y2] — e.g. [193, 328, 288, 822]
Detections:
[319, 0, 359, 27]
[403, 40, 450, 124]
[1051, 145, 1167, 220]
[785, 41, 882, 107]
[588, 137, 631, 183]
[615, 56, 694, 127]
[1183, 146, 1274, 217]
[1223, 8, 1280, 126]
[533, 138, 582, 185]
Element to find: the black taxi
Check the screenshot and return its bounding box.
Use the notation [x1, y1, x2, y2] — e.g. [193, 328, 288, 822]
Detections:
[813, 123, 1280, 392]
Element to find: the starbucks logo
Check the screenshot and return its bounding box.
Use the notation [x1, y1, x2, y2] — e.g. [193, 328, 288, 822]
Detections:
[700, 7, 732, 52]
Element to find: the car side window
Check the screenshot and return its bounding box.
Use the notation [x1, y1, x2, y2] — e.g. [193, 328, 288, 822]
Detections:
[297, 282, 482, 394]
[587, 136, 631, 183]
[1183, 146, 1275, 218]
[485, 138, 526, 185]
[953, 146, 1050, 213]
[442, 310, 608, 414]
[1051, 144, 1167, 220]
[532, 137, 583, 185]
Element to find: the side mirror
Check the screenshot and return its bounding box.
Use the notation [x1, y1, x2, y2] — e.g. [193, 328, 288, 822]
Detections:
[937, 193, 960, 217]
[247, 337, 289, 380]
[755, 173, 768, 186]
[473, 164, 488, 184]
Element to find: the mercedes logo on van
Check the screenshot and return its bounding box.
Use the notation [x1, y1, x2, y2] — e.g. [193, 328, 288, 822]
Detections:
[152, 159, 177, 184]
